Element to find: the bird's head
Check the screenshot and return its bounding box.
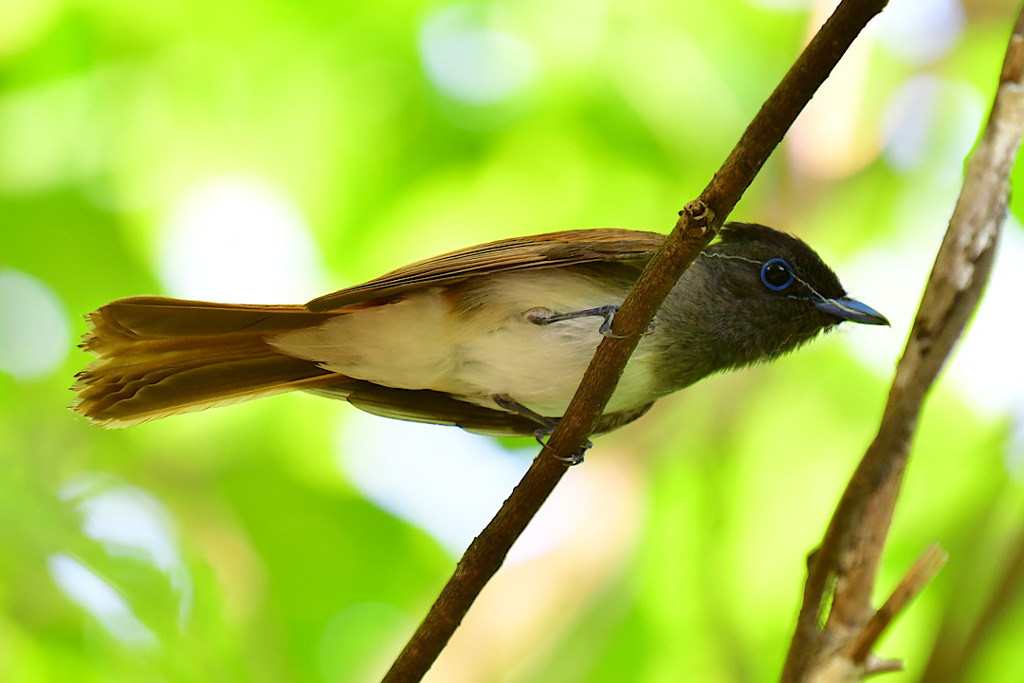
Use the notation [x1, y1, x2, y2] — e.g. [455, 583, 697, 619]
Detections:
[659, 222, 888, 385]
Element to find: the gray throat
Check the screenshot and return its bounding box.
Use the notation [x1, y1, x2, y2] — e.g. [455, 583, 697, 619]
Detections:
[646, 258, 835, 396]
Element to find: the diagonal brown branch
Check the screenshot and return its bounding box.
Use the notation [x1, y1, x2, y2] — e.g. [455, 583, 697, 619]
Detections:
[782, 5, 1024, 680]
[381, 1, 889, 680]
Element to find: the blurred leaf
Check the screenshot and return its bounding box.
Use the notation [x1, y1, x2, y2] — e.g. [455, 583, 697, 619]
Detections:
[3, 0, 1023, 681]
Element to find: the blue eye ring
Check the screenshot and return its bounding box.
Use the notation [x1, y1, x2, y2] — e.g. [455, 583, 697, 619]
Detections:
[761, 258, 794, 291]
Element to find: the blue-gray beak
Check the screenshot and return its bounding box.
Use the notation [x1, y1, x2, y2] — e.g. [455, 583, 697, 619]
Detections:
[813, 296, 889, 326]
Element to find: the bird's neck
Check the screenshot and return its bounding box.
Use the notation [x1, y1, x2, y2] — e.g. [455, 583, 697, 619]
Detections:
[646, 260, 785, 395]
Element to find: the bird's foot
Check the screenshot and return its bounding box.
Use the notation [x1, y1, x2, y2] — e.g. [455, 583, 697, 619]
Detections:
[532, 424, 591, 465]
[492, 394, 590, 465]
[526, 306, 657, 338]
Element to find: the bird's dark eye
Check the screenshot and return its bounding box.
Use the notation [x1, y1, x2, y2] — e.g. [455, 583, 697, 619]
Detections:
[761, 258, 794, 291]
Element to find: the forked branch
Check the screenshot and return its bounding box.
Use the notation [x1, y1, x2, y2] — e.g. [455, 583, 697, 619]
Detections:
[782, 5, 1024, 680]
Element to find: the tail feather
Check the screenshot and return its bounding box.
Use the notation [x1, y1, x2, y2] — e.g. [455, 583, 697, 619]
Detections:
[72, 297, 343, 427]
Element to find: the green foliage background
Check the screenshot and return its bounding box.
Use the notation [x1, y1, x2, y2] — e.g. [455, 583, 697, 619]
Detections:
[2, 0, 1023, 681]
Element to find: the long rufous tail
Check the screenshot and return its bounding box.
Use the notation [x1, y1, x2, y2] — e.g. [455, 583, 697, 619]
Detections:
[72, 297, 343, 427]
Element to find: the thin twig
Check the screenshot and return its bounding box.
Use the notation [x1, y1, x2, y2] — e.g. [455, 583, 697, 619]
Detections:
[803, 545, 948, 682]
[783, 4, 1024, 679]
[845, 543, 949, 663]
[382, 1, 889, 680]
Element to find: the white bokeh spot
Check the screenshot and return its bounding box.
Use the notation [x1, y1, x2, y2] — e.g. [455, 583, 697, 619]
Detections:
[159, 176, 325, 303]
[419, 4, 537, 105]
[0, 269, 69, 380]
[48, 554, 160, 649]
[335, 410, 588, 561]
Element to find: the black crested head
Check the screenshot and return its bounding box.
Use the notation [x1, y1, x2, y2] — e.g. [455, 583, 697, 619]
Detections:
[654, 222, 887, 392]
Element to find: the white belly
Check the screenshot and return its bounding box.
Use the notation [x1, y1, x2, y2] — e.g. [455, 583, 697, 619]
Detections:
[449, 309, 657, 416]
[271, 271, 659, 417]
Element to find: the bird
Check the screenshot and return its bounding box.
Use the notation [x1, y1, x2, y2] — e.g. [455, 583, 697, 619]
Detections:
[72, 222, 888, 440]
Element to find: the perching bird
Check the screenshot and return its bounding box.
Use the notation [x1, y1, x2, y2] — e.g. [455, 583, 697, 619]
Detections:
[72, 223, 887, 437]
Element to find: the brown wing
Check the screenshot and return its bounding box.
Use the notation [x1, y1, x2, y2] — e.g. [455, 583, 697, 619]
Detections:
[309, 382, 543, 435]
[305, 228, 665, 312]
[309, 381, 655, 437]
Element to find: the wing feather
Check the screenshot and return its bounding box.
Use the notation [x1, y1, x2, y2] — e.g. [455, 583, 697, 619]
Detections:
[306, 229, 664, 311]
[308, 381, 654, 437]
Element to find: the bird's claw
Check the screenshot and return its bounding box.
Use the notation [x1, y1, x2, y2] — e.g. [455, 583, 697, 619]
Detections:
[527, 305, 655, 339]
[598, 311, 624, 338]
[534, 427, 591, 465]
[599, 308, 658, 339]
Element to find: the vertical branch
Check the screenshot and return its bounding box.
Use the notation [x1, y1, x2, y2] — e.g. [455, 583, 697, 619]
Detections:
[783, 5, 1024, 679]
